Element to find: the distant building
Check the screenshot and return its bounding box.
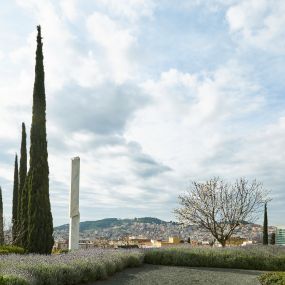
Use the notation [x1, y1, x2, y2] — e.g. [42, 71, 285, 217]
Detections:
[53, 240, 68, 251]
[151, 236, 182, 248]
[128, 237, 152, 247]
[168, 236, 181, 244]
[276, 226, 285, 246]
[241, 240, 253, 246]
[78, 239, 95, 249]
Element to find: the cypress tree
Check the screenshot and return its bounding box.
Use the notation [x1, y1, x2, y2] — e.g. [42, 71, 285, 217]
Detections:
[12, 154, 19, 243]
[18, 123, 27, 246]
[0, 186, 4, 245]
[263, 202, 268, 245]
[19, 180, 29, 248]
[27, 25, 54, 254]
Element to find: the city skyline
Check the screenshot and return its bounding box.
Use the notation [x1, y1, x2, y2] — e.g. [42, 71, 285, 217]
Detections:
[0, 0, 285, 226]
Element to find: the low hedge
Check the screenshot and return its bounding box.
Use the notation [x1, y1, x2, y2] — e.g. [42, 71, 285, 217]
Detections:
[259, 272, 285, 285]
[144, 247, 285, 271]
[0, 276, 28, 285]
[0, 246, 25, 255]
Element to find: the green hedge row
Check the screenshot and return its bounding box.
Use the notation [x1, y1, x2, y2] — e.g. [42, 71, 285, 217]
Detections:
[259, 272, 285, 285]
[144, 248, 285, 271]
[0, 276, 28, 285]
[0, 246, 25, 255]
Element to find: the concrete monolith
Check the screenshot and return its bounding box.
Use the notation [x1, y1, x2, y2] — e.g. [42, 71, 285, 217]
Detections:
[69, 157, 80, 250]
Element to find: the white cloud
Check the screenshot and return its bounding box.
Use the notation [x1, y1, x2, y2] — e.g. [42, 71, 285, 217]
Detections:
[126, 62, 264, 177]
[46, 129, 174, 225]
[0, 50, 4, 61]
[237, 116, 285, 175]
[86, 12, 136, 83]
[179, 0, 238, 11]
[71, 52, 104, 87]
[96, 0, 155, 21]
[226, 0, 285, 52]
[59, 0, 78, 21]
[13, 0, 113, 93]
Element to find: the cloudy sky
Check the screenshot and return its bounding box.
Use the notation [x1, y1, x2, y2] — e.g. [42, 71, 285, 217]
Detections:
[0, 0, 284, 226]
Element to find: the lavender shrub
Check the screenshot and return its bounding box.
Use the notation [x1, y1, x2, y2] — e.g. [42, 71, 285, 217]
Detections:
[0, 249, 143, 285]
[144, 245, 285, 271]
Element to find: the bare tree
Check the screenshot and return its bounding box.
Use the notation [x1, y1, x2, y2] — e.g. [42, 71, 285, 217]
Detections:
[174, 177, 268, 247]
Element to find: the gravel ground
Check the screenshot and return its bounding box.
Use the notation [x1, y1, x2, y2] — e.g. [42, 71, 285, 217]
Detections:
[91, 265, 263, 285]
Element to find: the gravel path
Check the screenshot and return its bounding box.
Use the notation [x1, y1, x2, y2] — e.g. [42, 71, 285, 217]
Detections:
[90, 265, 263, 285]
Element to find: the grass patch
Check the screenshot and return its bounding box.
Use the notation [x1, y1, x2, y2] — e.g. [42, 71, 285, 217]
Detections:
[0, 275, 28, 285]
[0, 246, 25, 255]
[144, 246, 285, 271]
[259, 272, 285, 285]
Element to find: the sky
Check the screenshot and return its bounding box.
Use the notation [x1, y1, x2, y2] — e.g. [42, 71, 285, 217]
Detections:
[0, 0, 285, 226]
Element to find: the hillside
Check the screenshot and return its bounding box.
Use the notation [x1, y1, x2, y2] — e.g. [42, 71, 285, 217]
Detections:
[53, 217, 262, 241]
[53, 217, 183, 240]
[54, 217, 175, 232]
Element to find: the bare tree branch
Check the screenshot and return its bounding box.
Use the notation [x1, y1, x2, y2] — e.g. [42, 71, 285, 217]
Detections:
[174, 177, 268, 247]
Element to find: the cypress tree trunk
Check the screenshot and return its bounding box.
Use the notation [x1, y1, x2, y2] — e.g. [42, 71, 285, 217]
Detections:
[18, 123, 27, 246]
[0, 186, 4, 245]
[12, 154, 19, 243]
[27, 26, 54, 254]
[263, 202, 268, 245]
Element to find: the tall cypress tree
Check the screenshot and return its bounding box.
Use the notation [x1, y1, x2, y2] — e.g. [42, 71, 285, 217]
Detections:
[19, 180, 29, 248]
[263, 202, 268, 245]
[18, 123, 27, 246]
[0, 186, 4, 245]
[12, 154, 19, 243]
[27, 25, 54, 254]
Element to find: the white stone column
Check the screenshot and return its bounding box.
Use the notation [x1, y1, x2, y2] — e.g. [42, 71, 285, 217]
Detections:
[69, 157, 80, 250]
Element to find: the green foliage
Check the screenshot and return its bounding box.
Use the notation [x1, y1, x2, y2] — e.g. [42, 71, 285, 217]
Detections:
[27, 25, 53, 254]
[270, 233, 276, 245]
[0, 187, 3, 245]
[144, 246, 285, 271]
[17, 122, 27, 247]
[52, 249, 69, 254]
[80, 218, 124, 231]
[263, 202, 268, 245]
[0, 245, 25, 255]
[19, 181, 29, 248]
[0, 276, 28, 285]
[259, 272, 285, 285]
[12, 155, 19, 243]
[134, 217, 168, 225]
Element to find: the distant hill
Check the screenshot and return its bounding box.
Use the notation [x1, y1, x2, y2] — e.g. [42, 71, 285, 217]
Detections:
[54, 217, 174, 232]
[53, 217, 264, 241]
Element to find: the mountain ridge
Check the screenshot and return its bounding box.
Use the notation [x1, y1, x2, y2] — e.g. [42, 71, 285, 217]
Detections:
[54, 217, 178, 232]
